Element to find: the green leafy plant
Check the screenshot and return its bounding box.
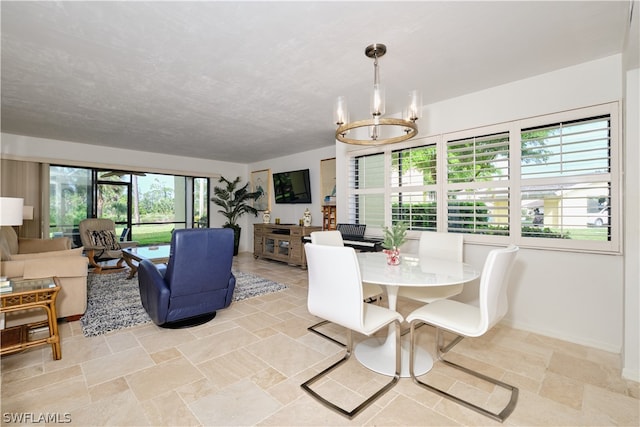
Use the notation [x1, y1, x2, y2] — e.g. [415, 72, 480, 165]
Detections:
[211, 176, 260, 226]
[382, 221, 408, 250]
[211, 176, 261, 254]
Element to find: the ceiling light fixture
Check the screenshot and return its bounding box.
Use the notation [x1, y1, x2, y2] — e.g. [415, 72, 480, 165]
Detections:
[334, 43, 422, 146]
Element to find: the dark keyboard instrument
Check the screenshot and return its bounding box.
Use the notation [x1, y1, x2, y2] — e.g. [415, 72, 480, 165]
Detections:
[302, 223, 383, 252]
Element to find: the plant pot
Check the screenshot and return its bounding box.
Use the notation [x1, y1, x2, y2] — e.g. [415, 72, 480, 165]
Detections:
[224, 224, 241, 256]
[383, 247, 400, 265]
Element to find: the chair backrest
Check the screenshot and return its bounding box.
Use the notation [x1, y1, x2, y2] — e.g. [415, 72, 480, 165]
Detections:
[164, 228, 234, 296]
[310, 230, 344, 246]
[418, 232, 463, 262]
[478, 245, 519, 332]
[304, 243, 364, 331]
[79, 218, 117, 247]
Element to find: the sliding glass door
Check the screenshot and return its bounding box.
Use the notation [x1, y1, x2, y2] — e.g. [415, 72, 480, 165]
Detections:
[49, 165, 209, 246]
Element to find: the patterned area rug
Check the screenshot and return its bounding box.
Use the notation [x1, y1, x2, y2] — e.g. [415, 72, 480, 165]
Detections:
[80, 270, 286, 337]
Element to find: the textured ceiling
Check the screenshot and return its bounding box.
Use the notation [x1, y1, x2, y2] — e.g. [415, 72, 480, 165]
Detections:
[1, 1, 630, 163]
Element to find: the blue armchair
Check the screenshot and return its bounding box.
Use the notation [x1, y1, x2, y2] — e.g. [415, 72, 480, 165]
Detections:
[137, 228, 236, 327]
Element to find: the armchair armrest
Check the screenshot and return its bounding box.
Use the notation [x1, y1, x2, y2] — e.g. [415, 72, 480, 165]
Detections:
[138, 259, 170, 325]
[1, 248, 87, 279]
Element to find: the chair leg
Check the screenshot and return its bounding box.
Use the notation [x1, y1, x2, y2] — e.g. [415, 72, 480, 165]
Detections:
[86, 250, 126, 274]
[307, 320, 346, 347]
[301, 322, 401, 419]
[409, 324, 519, 423]
[308, 298, 383, 347]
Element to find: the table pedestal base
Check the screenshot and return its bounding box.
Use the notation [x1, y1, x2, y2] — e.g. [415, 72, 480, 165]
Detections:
[355, 336, 433, 378]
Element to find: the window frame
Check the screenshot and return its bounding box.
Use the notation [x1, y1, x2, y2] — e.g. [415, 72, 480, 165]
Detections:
[346, 102, 621, 254]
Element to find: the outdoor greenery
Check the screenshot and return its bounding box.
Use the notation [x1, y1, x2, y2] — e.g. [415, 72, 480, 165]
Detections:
[49, 166, 208, 245]
[393, 130, 551, 186]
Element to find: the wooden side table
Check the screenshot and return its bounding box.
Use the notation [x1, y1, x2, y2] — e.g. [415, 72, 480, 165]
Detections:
[0, 277, 61, 360]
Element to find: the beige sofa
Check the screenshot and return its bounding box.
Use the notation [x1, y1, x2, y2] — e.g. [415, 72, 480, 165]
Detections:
[0, 226, 88, 325]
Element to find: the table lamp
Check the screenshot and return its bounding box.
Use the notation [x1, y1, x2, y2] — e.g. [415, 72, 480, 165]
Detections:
[0, 197, 24, 226]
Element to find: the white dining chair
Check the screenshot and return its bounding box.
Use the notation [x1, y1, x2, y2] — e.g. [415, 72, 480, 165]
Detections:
[306, 230, 384, 347]
[397, 232, 465, 303]
[407, 244, 520, 422]
[302, 243, 403, 419]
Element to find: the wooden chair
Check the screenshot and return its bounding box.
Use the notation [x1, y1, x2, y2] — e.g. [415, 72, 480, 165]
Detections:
[79, 218, 137, 273]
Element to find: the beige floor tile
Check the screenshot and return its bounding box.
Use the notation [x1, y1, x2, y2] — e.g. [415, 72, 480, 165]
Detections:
[582, 383, 640, 426]
[88, 377, 130, 403]
[2, 365, 83, 398]
[126, 356, 204, 401]
[70, 388, 151, 426]
[178, 326, 258, 364]
[539, 371, 584, 409]
[371, 394, 459, 426]
[82, 346, 154, 387]
[142, 390, 202, 427]
[245, 332, 326, 377]
[1, 253, 638, 427]
[189, 378, 281, 426]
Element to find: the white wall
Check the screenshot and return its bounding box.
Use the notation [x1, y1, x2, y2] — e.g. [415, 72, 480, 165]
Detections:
[622, 0, 640, 382]
[248, 145, 336, 226]
[337, 55, 628, 359]
[0, 133, 253, 250]
[623, 67, 640, 381]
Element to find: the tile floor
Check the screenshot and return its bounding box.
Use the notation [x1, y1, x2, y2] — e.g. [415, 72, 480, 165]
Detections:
[1, 253, 638, 426]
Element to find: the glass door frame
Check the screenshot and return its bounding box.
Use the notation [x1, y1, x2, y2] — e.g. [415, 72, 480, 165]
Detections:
[94, 171, 132, 234]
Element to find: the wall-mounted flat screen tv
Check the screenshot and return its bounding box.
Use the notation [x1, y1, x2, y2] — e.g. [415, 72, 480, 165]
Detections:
[273, 169, 312, 204]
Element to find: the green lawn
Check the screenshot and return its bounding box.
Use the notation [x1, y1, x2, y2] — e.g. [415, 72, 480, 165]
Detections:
[117, 224, 179, 246]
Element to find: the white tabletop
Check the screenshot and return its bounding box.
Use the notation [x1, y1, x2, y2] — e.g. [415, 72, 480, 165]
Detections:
[354, 251, 480, 378]
[357, 252, 480, 287]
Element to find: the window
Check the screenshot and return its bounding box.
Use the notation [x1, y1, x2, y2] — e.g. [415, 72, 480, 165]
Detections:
[49, 166, 209, 245]
[519, 114, 613, 244]
[446, 131, 510, 235]
[347, 102, 619, 253]
[348, 153, 385, 228]
[391, 144, 438, 231]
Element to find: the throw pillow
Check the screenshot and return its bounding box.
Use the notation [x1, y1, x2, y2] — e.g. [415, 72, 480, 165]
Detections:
[0, 236, 12, 261]
[88, 230, 121, 251]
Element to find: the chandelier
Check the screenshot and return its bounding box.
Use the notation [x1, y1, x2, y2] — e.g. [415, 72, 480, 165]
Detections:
[334, 43, 422, 145]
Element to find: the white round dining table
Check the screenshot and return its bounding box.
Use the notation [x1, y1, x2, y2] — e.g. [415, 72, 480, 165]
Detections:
[355, 251, 480, 377]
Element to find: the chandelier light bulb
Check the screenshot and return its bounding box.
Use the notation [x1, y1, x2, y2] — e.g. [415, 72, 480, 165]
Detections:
[370, 84, 385, 117]
[334, 96, 348, 126]
[408, 90, 422, 121]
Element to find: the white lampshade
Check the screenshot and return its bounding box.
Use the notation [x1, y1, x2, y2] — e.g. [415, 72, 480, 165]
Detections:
[23, 205, 34, 221]
[0, 197, 24, 226]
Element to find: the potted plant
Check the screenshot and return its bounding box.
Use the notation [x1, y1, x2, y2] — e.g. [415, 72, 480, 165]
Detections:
[211, 176, 261, 255]
[381, 221, 408, 265]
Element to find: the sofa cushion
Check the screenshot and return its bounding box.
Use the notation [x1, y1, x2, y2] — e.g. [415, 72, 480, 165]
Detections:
[89, 230, 121, 250]
[22, 256, 89, 279]
[10, 247, 84, 261]
[18, 237, 71, 254]
[0, 235, 11, 261]
[0, 226, 19, 255]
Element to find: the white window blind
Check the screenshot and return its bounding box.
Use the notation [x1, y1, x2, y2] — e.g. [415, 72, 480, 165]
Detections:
[520, 115, 612, 242]
[348, 153, 385, 227]
[391, 145, 438, 231]
[446, 132, 510, 235]
[346, 102, 619, 253]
